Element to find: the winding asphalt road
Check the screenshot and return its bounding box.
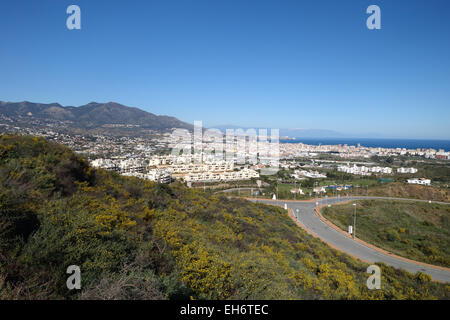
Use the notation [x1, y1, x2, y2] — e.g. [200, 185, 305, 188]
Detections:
[250, 196, 450, 282]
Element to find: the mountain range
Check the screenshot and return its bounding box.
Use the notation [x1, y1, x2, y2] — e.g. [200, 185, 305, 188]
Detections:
[0, 100, 193, 134]
[1, 100, 384, 139]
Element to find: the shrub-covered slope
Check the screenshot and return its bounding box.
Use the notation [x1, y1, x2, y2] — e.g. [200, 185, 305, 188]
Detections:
[0, 135, 448, 299]
[322, 200, 450, 267]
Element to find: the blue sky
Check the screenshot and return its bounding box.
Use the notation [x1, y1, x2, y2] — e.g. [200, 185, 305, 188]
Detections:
[0, 0, 449, 139]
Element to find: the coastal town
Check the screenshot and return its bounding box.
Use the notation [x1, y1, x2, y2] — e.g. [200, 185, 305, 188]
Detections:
[2, 0, 450, 303]
[2, 123, 447, 190]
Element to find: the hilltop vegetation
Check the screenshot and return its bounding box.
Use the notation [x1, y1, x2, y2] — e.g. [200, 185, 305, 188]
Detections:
[367, 183, 450, 202]
[0, 135, 449, 300]
[323, 200, 450, 268]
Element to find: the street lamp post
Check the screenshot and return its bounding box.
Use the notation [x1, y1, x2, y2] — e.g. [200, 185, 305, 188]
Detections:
[294, 180, 296, 200]
[353, 203, 357, 239]
[277, 183, 279, 200]
[315, 181, 318, 203]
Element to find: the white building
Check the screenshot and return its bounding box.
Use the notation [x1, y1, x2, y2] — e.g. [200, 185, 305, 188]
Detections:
[313, 186, 326, 194]
[407, 178, 431, 186]
[183, 168, 259, 182]
[397, 167, 418, 174]
[121, 169, 172, 184]
[290, 188, 304, 195]
[337, 164, 392, 176]
[295, 169, 327, 178]
[119, 158, 146, 173]
[90, 158, 119, 171]
[170, 161, 234, 174]
[147, 169, 172, 183]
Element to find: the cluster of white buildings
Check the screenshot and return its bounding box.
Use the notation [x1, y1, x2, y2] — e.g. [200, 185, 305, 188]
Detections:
[169, 162, 234, 174]
[91, 158, 172, 183]
[335, 165, 420, 177]
[90, 158, 147, 173]
[122, 169, 172, 184]
[407, 178, 431, 186]
[91, 155, 260, 184]
[183, 168, 259, 183]
[397, 167, 418, 174]
[90, 158, 120, 171]
[279, 141, 450, 160]
[291, 169, 327, 179]
[152, 156, 259, 182]
[337, 164, 393, 176]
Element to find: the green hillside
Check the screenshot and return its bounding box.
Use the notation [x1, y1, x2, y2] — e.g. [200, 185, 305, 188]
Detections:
[322, 200, 450, 267]
[0, 134, 449, 300]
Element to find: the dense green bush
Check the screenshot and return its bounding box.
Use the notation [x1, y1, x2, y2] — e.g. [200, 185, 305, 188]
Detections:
[0, 134, 449, 300]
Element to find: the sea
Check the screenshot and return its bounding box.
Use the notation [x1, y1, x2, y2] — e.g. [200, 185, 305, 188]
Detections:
[279, 138, 450, 152]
